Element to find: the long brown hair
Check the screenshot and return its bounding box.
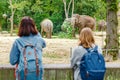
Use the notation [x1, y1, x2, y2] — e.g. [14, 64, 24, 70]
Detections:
[18, 16, 38, 37]
[78, 27, 95, 48]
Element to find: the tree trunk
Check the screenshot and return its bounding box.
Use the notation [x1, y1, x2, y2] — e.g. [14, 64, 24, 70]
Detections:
[63, 0, 68, 18]
[63, 0, 73, 18]
[67, 0, 72, 17]
[10, 11, 14, 36]
[106, 0, 119, 60]
[9, 0, 15, 36]
[71, 0, 74, 17]
[0, 24, 1, 31]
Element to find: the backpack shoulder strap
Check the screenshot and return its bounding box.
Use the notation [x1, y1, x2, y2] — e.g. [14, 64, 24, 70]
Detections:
[83, 45, 98, 53]
[93, 45, 98, 52]
[80, 45, 90, 52]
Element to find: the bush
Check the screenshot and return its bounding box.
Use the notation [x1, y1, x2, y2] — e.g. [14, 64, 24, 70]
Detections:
[57, 26, 73, 39]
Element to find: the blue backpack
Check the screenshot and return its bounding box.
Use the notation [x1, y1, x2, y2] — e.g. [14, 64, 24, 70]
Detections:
[80, 46, 106, 80]
[16, 39, 43, 80]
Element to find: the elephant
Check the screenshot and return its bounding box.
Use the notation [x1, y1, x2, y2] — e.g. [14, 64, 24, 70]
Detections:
[61, 14, 96, 37]
[97, 20, 106, 31]
[40, 19, 53, 38]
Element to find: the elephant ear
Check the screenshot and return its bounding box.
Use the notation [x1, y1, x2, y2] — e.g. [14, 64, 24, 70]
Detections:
[72, 14, 78, 23]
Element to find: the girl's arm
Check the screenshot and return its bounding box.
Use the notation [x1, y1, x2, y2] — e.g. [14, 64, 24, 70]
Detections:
[10, 41, 20, 65]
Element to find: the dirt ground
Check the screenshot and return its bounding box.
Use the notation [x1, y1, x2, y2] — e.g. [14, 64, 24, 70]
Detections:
[0, 32, 106, 64]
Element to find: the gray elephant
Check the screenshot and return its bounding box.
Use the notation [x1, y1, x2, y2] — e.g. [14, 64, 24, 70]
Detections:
[40, 19, 53, 38]
[62, 14, 96, 37]
[97, 20, 106, 31]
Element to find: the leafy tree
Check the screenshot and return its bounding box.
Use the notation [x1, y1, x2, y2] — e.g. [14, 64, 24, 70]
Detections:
[40, 0, 64, 33]
[1, 0, 106, 35]
[9, 0, 17, 36]
[74, 0, 106, 19]
[12, 0, 64, 33]
[0, 0, 9, 31]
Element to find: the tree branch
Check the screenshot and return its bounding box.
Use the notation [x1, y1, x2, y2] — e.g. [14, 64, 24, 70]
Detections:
[63, 0, 68, 18]
[71, 0, 74, 17]
[67, 0, 72, 17]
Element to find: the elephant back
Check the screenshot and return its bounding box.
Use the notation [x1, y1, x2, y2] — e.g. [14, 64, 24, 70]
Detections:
[41, 19, 53, 27]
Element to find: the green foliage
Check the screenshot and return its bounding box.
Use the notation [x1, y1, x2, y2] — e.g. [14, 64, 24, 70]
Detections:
[57, 31, 72, 39]
[31, 0, 43, 13]
[74, 0, 106, 20]
[0, 0, 106, 35]
[107, 0, 118, 11]
[61, 20, 71, 31]
[94, 0, 106, 20]
[40, 0, 64, 33]
[66, 26, 73, 38]
[0, 0, 9, 30]
[103, 50, 118, 61]
[58, 21, 73, 38]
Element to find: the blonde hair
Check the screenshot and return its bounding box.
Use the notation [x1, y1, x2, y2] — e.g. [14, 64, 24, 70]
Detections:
[78, 27, 95, 48]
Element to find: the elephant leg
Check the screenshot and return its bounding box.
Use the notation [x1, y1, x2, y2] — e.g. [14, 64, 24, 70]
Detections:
[41, 29, 44, 37]
[101, 26, 103, 31]
[46, 32, 50, 38]
[98, 26, 100, 31]
[48, 28, 52, 38]
[78, 28, 81, 34]
[104, 26, 106, 31]
[100, 26, 102, 31]
[49, 28, 52, 38]
[76, 26, 81, 34]
[49, 32, 52, 38]
[50, 28, 53, 38]
[45, 32, 47, 38]
[72, 27, 75, 37]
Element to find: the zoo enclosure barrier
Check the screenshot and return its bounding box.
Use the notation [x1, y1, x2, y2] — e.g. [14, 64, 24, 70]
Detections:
[70, 48, 120, 60]
[102, 48, 120, 61]
[0, 63, 120, 80]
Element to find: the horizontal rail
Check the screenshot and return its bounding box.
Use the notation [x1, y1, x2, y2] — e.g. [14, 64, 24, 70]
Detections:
[0, 63, 120, 80]
[0, 63, 120, 69]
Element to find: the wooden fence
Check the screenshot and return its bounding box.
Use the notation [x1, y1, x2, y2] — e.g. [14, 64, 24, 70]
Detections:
[0, 63, 120, 80]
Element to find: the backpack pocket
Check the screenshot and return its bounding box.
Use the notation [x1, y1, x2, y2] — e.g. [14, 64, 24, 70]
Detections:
[87, 70, 105, 80]
[16, 68, 43, 80]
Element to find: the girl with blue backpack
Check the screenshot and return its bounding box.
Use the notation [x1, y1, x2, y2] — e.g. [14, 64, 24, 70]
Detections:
[10, 16, 46, 80]
[71, 28, 106, 80]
